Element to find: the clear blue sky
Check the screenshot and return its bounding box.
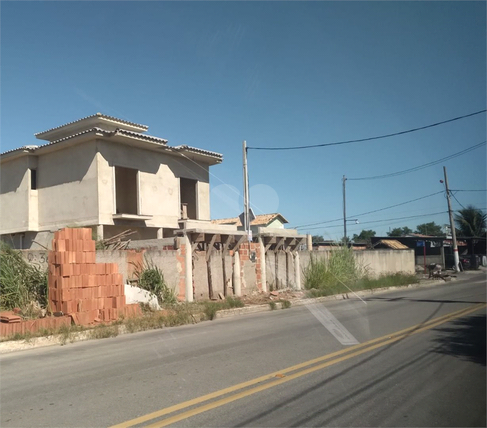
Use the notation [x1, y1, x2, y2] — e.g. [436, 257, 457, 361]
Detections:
[2, 1, 485, 239]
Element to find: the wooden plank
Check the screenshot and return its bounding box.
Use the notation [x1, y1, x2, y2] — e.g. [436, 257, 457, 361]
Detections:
[207, 252, 214, 299]
[275, 250, 279, 290]
[206, 234, 219, 262]
[233, 235, 246, 252]
[221, 235, 231, 297]
[191, 233, 206, 243]
[274, 237, 286, 252]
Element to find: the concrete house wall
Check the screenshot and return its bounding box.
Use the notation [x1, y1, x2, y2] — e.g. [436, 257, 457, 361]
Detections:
[1, 114, 220, 248]
[96, 140, 210, 228]
[37, 142, 100, 230]
[0, 156, 31, 234]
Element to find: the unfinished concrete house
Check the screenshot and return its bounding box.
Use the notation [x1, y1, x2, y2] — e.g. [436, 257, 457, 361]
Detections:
[0, 113, 223, 249]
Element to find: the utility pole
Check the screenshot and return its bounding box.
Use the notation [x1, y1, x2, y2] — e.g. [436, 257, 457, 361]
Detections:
[342, 175, 347, 244]
[443, 166, 460, 271]
[242, 140, 251, 241]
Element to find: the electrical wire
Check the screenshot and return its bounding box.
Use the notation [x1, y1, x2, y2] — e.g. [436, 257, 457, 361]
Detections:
[247, 109, 486, 151]
[302, 211, 448, 231]
[295, 191, 445, 228]
[300, 207, 487, 232]
[451, 189, 487, 192]
[450, 192, 466, 210]
[347, 141, 486, 181]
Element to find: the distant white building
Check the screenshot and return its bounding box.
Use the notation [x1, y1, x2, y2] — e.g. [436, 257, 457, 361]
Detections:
[212, 213, 290, 235]
[0, 113, 223, 248]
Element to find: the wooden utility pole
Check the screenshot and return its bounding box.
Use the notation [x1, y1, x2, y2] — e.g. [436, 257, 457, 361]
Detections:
[443, 166, 460, 271]
[243, 140, 251, 242]
[342, 175, 347, 243]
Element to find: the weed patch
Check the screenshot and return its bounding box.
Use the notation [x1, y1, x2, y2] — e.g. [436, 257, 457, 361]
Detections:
[89, 324, 119, 339]
[280, 299, 292, 309]
[0, 242, 48, 311]
[130, 257, 177, 305]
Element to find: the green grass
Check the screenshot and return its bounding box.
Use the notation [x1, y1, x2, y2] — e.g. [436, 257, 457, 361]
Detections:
[268, 301, 277, 310]
[303, 244, 418, 298]
[0, 241, 48, 312]
[280, 299, 292, 309]
[306, 272, 419, 298]
[202, 297, 245, 320]
[130, 257, 177, 305]
[88, 324, 119, 339]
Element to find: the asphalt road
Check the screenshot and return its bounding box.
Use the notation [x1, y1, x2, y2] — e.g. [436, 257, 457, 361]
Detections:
[1, 272, 485, 427]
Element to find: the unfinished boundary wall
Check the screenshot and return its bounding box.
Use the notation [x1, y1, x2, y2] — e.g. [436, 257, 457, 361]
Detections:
[22, 244, 414, 303]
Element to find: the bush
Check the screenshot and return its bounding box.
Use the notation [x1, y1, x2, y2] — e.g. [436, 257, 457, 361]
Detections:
[131, 257, 177, 305]
[203, 297, 245, 320]
[280, 299, 291, 309]
[358, 272, 419, 289]
[0, 242, 48, 311]
[303, 245, 367, 294]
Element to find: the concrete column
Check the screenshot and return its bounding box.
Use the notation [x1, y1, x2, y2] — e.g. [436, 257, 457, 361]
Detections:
[183, 234, 193, 302]
[233, 251, 242, 297]
[307, 234, 312, 251]
[259, 237, 267, 292]
[157, 228, 163, 239]
[96, 225, 104, 241]
[294, 251, 301, 290]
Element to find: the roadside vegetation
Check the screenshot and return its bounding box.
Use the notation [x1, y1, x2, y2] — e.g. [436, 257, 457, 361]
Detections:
[0, 242, 48, 315]
[304, 245, 418, 297]
[1, 242, 419, 345]
[131, 257, 177, 305]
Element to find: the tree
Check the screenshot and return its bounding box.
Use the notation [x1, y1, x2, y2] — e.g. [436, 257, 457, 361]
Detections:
[352, 230, 376, 243]
[454, 205, 486, 237]
[387, 226, 412, 237]
[311, 235, 324, 243]
[415, 222, 443, 236]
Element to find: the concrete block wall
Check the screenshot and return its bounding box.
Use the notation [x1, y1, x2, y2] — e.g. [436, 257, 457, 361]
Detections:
[239, 242, 262, 293]
[298, 249, 415, 283]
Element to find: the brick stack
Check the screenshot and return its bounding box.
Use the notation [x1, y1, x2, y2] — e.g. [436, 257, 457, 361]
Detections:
[0, 314, 72, 338]
[48, 228, 140, 325]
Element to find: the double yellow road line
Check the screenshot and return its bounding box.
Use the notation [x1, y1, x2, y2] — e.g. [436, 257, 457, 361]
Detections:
[111, 302, 486, 428]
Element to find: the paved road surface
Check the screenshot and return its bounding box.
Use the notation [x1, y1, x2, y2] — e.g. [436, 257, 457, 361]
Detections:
[1, 272, 485, 427]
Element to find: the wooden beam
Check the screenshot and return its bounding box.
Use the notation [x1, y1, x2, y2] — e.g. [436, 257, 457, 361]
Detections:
[206, 234, 219, 262]
[264, 237, 277, 253]
[233, 235, 246, 252]
[191, 233, 206, 243]
[275, 237, 286, 251]
[221, 235, 232, 297]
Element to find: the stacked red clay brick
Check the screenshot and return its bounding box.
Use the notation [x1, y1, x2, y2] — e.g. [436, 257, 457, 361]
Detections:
[48, 228, 140, 326]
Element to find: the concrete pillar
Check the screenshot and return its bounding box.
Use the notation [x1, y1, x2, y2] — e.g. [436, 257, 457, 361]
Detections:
[307, 234, 312, 251]
[294, 251, 301, 290]
[157, 228, 163, 239]
[259, 237, 267, 292]
[183, 234, 193, 302]
[96, 225, 104, 241]
[233, 251, 242, 297]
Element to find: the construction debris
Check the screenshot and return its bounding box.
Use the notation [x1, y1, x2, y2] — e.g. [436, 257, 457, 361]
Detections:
[100, 230, 137, 250]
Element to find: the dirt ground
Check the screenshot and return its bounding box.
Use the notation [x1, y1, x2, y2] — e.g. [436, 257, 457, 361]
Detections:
[239, 289, 306, 305]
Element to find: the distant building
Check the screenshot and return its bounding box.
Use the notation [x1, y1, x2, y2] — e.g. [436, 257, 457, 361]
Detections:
[1, 113, 223, 248]
[212, 213, 289, 235]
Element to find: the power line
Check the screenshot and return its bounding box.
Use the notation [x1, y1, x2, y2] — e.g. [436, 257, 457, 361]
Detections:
[302, 211, 448, 232]
[301, 207, 486, 232]
[295, 191, 444, 228]
[247, 109, 486, 151]
[348, 141, 486, 181]
[451, 192, 466, 210]
[451, 189, 487, 192]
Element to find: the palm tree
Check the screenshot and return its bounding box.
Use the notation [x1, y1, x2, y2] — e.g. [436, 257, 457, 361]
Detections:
[454, 205, 486, 237]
